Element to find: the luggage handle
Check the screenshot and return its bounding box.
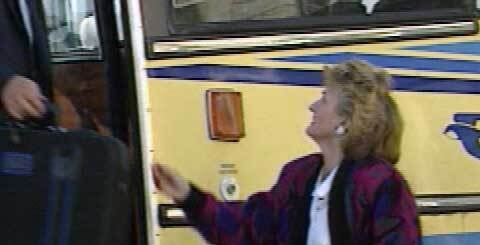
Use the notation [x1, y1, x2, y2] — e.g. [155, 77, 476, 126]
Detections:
[2, 101, 58, 127]
[25, 100, 59, 129]
[0, 101, 61, 143]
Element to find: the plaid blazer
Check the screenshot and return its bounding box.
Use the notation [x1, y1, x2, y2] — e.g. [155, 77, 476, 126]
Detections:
[180, 154, 421, 245]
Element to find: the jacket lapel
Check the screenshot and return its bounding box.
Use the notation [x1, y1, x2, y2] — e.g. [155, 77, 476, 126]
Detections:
[288, 156, 321, 245]
[328, 159, 354, 245]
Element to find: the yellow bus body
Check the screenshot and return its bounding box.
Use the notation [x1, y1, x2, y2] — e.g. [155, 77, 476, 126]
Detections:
[145, 30, 480, 244]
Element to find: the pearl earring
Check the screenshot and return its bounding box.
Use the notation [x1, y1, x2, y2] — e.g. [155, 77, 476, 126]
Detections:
[335, 125, 346, 135]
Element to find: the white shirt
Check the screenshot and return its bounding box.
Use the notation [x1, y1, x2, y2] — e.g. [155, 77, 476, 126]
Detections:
[18, 0, 33, 44]
[306, 166, 339, 245]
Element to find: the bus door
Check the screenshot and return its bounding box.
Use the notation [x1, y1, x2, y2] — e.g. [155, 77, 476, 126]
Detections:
[42, 1, 147, 245]
[132, 0, 480, 244]
[43, 0, 129, 138]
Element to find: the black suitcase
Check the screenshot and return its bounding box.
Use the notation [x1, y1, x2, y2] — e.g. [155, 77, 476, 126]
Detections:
[0, 125, 130, 245]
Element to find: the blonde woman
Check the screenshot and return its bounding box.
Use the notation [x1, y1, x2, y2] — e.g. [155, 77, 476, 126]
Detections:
[152, 60, 421, 245]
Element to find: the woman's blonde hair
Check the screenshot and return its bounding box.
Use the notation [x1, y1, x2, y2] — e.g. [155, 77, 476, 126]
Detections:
[324, 60, 403, 164]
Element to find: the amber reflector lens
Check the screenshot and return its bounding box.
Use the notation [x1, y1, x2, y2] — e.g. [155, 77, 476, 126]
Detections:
[206, 90, 245, 141]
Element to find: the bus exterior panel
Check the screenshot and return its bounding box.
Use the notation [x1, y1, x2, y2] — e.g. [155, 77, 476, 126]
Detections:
[136, 1, 480, 244]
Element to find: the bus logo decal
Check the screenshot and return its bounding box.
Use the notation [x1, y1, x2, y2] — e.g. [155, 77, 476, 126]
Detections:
[444, 113, 480, 160]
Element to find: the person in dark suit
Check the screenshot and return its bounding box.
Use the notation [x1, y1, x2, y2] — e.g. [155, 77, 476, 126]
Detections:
[0, 0, 52, 120]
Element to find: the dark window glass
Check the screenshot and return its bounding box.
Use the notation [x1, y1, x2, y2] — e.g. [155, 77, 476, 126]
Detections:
[171, 0, 472, 26]
[43, 0, 100, 59]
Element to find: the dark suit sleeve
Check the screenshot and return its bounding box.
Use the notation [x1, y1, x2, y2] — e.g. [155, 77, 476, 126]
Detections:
[0, 64, 15, 92]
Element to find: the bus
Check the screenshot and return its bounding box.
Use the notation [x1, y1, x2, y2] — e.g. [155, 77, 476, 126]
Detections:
[42, 0, 480, 244]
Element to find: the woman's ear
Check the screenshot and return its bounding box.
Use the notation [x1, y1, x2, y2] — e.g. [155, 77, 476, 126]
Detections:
[335, 125, 346, 135]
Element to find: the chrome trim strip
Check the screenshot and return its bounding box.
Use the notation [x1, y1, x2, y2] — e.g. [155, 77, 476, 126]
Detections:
[165, 208, 186, 219]
[417, 196, 480, 208]
[153, 21, 475, 54]
[417, 196, 480, 214]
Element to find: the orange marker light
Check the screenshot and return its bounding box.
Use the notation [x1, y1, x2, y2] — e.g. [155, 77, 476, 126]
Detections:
[206, 89, 245, 141]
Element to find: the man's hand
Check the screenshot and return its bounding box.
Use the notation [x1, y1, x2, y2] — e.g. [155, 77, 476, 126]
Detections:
[1, 75, 46, 120]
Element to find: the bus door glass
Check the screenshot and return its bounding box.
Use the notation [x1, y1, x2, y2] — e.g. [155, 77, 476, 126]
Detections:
[43, 0, 126, 137]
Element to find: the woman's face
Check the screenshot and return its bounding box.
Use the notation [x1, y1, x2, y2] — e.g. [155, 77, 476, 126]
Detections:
[306, 87, 344, 142]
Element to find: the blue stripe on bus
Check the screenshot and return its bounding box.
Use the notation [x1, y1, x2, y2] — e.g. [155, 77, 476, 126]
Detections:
[148, 65, 317, 86]
[403, 41, 480, 56]
[423, 232, 480, 245]
[147, 65, 480, 94]
[268, 52, 480, 74]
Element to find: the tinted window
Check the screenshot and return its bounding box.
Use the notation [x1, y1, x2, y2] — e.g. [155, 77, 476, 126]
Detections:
[43, 0, 100, 60]
[171, 0, 471, 25]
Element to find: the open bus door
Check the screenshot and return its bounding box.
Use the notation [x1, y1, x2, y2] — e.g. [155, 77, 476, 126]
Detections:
[43, 0, 147, 244]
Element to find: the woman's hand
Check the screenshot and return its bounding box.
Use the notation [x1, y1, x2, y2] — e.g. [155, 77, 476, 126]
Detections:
[151, 164, 191, 203]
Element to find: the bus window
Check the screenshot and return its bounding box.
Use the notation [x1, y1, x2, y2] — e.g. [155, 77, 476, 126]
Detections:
[43, 0, 100, 59]
[142, 0, 476, 58]
[170, 0, 472, 26]
[172, 0, 299, 24]
[373, 0, 462, 13]
[43, 0, 111, 136]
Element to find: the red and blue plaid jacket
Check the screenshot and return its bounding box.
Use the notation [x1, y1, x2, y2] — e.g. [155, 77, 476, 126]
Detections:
[180, 154, 421, 245]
